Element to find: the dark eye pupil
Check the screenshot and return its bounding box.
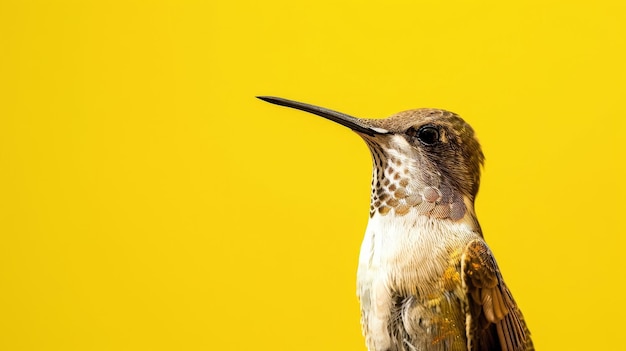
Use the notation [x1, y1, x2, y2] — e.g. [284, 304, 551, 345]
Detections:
[417, 127, 439, 145]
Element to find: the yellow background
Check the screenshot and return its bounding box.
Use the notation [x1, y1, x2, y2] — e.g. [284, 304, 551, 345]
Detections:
[1, 1, 625, 350]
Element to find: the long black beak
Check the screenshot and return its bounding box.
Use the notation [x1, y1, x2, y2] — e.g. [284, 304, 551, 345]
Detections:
[257, 96, 386, 136]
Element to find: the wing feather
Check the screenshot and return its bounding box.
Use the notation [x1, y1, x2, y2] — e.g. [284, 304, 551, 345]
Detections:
[461, 239, 533, 351]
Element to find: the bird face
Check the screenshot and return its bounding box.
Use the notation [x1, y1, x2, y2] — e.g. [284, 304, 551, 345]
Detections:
[361, 109, 485, 201]
[257, 97, 485, 225]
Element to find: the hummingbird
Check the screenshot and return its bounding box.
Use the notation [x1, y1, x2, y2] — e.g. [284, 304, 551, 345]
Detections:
[257, 96, 534, 351]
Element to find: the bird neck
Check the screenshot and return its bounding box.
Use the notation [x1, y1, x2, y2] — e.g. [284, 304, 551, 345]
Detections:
[366, 144, 481, 234]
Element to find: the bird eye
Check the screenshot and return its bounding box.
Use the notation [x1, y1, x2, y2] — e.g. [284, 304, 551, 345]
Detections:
[416, 126, 439, 145]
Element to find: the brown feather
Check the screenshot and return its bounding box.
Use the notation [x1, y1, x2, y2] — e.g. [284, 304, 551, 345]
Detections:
[462, 239, 534, 351]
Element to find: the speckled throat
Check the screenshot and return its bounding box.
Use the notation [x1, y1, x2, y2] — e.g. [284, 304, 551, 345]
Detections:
[364, 136, 470, 223]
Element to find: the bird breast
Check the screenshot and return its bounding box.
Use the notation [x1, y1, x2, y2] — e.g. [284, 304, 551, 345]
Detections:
[357, 210, 478, 351]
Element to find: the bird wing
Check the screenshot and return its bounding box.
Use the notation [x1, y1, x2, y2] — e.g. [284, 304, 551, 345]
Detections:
[461, 239, 533, 351]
